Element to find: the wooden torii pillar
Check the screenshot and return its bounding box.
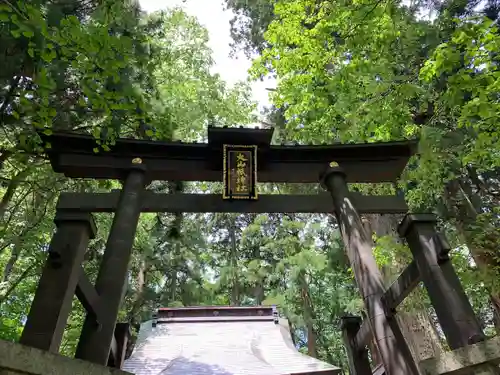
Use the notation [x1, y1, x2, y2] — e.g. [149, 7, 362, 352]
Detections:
[20, 211, 97, 352]
[340, 316, 372, 375]
[322, 165, 419, 375]
[19, 209, 132, 368]
[75, 160, 146, 365]
[399, 214, 500, 374]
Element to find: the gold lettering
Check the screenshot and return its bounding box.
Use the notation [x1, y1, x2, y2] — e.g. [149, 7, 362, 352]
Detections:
[230, 151, 251, 195]
[237, 175, 246, 186]
[236, 153, 247, 162]
[236, 152, 248, 169]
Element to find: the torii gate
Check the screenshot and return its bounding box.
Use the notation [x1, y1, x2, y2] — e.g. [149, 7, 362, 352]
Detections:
[13, 126, 500, 375]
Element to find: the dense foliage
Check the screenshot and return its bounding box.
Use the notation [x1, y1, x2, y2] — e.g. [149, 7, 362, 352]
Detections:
[1, 0, 499, 371]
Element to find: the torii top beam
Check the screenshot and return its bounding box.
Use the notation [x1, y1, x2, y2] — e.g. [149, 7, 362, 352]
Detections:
[41, 126, 417, 183]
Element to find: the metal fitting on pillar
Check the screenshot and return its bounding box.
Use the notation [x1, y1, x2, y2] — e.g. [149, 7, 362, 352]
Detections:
[116, 157, 147, 183]
[319, 161, 346, 191]
[127, 158, 147, 176]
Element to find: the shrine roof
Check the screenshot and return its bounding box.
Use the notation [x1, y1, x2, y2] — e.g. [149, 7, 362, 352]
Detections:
[122, 305, 341, 375]
[207, 126, 274, 146]
[40, 129, 418, 183]
[156, 305, 275, 320]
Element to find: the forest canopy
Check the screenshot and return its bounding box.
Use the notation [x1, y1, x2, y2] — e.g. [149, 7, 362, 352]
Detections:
[0, 0, 499, 370]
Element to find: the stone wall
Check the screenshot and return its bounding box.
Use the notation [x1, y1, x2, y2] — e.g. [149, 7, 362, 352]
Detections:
[0, 339, 131, 375]
[418, 337, 500, 375]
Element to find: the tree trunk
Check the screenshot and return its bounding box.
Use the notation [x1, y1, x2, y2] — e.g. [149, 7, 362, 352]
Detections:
[445, 179, 500, 332]
[0, 263, 38, 305]
[0, 75, 22, 123]
[0, 149, 12, 172]
[128, 257, 149, 329]
[2, 241, 21, 282]
[0, 168, 30, 220]
[254, 284, 265, 305]
[169, 244, 180, 304]
[491, 295, 500, 333]
[299, 271, 317, 358]
[229, 217, 240, 306]
[252, 245, 265, 304]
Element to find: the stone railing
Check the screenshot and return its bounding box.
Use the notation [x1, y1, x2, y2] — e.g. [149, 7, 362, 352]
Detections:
[0, 339, 131, 375]
[418, 337, 500, 375]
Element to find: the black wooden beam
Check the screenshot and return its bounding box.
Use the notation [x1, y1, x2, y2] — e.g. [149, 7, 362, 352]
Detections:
[57, 192, 408, 214]
[340, 316, 372, 375]
[76, 285, 121, 369]
[54, 154, 410, 183]
[20, 212, 95, 353]
[108, 335, 118, 367]
[76, 165, 146, 365]
[43, 131, 417, 183]
[112, 323, 131, 369]
[324, 167, 419, 375]
[399, 214, 486, 350]
[76, 268, 101, 322]
[383, 261, 420, 316]
[76, 268, 123, 369]
[354, 319, 372, 350]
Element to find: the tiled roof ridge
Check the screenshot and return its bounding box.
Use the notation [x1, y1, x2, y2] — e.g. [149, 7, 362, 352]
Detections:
[157, 305, 275, 311]
[153, 305, 279, 326]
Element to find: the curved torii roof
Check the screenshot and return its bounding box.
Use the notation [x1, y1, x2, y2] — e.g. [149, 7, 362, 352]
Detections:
[40, 128, 416, 183]
[123, 306, 341, 375]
